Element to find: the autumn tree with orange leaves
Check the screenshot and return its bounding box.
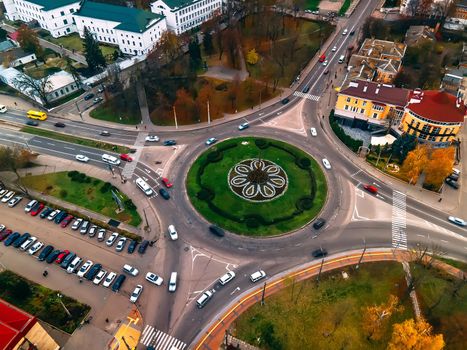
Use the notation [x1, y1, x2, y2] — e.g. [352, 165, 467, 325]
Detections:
[401, 145, 429, 184]
[423, 147, 455, 189]
[387, 318, 444, 350]
[362, 295, 404, 341]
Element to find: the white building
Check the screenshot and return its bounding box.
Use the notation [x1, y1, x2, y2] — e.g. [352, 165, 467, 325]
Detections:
[45, 70, 80, 102]
[3, 0, 80, 37]
[150, 0, 223, 35]
[74, 1, 167, 56]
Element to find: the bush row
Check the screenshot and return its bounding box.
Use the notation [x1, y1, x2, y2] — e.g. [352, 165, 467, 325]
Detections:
[329, 110, 363, 153]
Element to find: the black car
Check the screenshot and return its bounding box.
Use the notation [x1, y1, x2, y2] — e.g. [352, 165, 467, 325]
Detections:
[313, 218, 326, 230]
[312, 248, 328, 258]
[54, 211, 68, 224]
[45, 249, 61, 263]
[323, 69, 329, 75]
[40, 207, 53, 219]
[84, 93, 95, 101]
[159, 188, 170, 200]
[138, 240, 149, 254]
[209, 225, 225, 237]
[445, 178, 459, 189]
[349, 30, 355, 36]
[4, 232, 21, 247]
[26, 120, 39, 126]
[281, 98, 290, 105]
[127, 240, 137, 254]
[447, 173, 459, 182]
[60, 252, 76, 269]
[302, 86, 310, 93]
[12, 232, 31, 248]
[54, 122, 66, 128]
[111, 274, 126, 292]
[163, 140, 177, 146]
[38, 245, 54, 261]
[85, 263, 102, 280]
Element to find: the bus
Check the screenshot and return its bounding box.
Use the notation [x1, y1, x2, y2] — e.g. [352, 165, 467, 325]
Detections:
[27, 110, 47, 121]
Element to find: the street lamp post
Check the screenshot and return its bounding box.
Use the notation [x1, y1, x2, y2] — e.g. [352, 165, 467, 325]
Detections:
[207, 99, 211, 125]
[56, 293, 72, 317]
[74, 101, 84, 121]
[172, 105, 178, 129]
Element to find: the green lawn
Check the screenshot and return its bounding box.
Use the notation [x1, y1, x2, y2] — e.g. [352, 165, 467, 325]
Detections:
[0, 270, 90, 333]
[306, 0, 322, 10]
[21, 171, 142, 226]
[187, 137, 327, 236]
[90, 102, 142, 125]
[234, 262, 413, 349]
[339, 0, 352, 16]
[21, 126, 130, 154]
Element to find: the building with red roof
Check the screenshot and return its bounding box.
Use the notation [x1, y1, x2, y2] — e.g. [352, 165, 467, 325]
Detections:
[0, 298, 59, 350]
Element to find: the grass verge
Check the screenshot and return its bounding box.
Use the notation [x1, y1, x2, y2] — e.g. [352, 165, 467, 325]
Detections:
[339, 0, 352, 16]
[20, 126, 130, 154]
[21, 171, 142, 227]
[0, 270, 90, 333]
[90, 103, 142, 125]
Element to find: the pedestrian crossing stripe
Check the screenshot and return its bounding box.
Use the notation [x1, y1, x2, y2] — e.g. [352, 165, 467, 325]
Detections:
[140, 325, 186, 350]
[392, 191, 407, 250]
[293, 91, 320, 101]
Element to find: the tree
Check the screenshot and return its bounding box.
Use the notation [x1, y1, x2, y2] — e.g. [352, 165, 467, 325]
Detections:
[13, 73, 52, 107]
[0, 28, 7, 41]
[362, 295, 404, 341]
[423, 147, 455, 188]
[203, 30, 214, 56]
[188, 37, 202, 71]
[17, 24, 42, 57]
[0, 146, 36, 195]
[155, 31, 183, 62]
[82, 26, 106, 74]
[402, 144, 429, 184]
[174, 88, 198, 123]
[392, 133, 417, 163]
[388, 318, 445, 350]
[64, 55, 81, 87]
[246, 48, 260, 65]
[227, 74, 241, 110]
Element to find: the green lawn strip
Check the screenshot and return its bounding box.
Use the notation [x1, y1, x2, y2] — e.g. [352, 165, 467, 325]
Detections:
[435, 257, 467, 272]
[411, 263, 467, 349]
[187, 137, 327, 236]
[21, 171, 142, 227]
[306, 0, 322, 10]
[234, 262, 413, 349]
[339, 0, 352, 16]
[0, 270, 90, 333]
[90, 103, 142, 125]
[20, 126, 130, 154]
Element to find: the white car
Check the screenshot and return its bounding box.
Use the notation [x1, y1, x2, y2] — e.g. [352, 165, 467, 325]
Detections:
[1, 191, 14, 203]
[145, 272, 163, 286]
[67, 257, 82, 273]
[71, 218, 83, 230]
[115, 237, 127, 252]
[28, 241, 43, 255]
[322, 158, 331, 170]
[24, 199, 38, 213]
[168, 224, 178, 241]
[123, 264, 139, 276]
[75, 154, 90, 163]
[47, 209, 60, 221]
[97, 228, 106, 241]
[8, 196, 22, 207]
[322, 60, 328, 66]
[77, 260, 93, 277]
[342, 28, 348, 35]
[130, 285, 143, 303]
[102, 272, 117, 287]
[238, 122, 249, 130]
[205, 137, 217, 146]
[448, 216, 466, 226]
[250, 270, 267, 283]
[106, 232, 119, 246]
[20, 236, 37, 251]
[310, 127, 317, 137]
[93, 269, 107, 285]
[332, 46, 337, 52]
[145, 135, 160, 142]
[0, 224, 5, 232]
[219, 271, 236, 286]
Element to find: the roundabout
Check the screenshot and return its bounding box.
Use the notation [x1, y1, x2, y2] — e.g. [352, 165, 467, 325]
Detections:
[186, 137, 328, 236]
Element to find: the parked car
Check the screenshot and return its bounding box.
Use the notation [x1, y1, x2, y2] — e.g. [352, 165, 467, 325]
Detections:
[47, 209, 60, 221]
[445, 178, 459, 189]
[123, 264, 139, 276]
[30, 203, 44, 216]
[85, 263, 102, 280]
[27, 242, 42, 254]
[103, 272, 117, 288]
[447, 173, 459, 182]
[84, 93, 94, 100]
[130, 285, 143, 303]
[120, 154, 133, 162]
[92, 97, 103, 105]
[24, 199, 38, 213]
[71, 218, 83, 230]
[209, 225, 225, 237]
[93, 270, 107, 285]
[38, 245, 54, 261]
[26, 120, 39, 126]
[60, 215, 74, 228]
[55, 250, 70, 264]
[138, 240, 149, 254]
[80, 221, 90, 235]
[205, 137, 218, 146]
[1, 191, 15, 203]
[332, 46, 337, 52]
[19, 236, 37, 251]
[159, 188, 170, 200]
[0, 225, 5, 233]
[312, 248, 328, 258]
[161, 177, 173, 188]
[115, 237, 127, 252]
[75, 154, 90, 163]
[0, 229, 13, 242]
[448, 216, 466, 226]
[127, 240, 137, 254]
[97, 228, 106, 241]
[250, 270, 266, 283]
[45, 250, 61, 264]
[219, 271, 236, 286]
[13, 232, 31, 248]
[4, 232, 21, 246]
[238, 122, 249, 130]
[111, 274, 126, 292]
[8, 196, 23, 207]
[163, 140, 176, 146]
[168, 272, 177, 292]
[77, 260, 93, 277]
[88, 225, 98, 237]
[145, 135, 160, 142]
[322, 60, 328, 66]
[60, 252, 76, 269]
[106, 232, 119, 246]
[54, 211, 68, 224]
[54, 122, 66, 128]
[67, 257, 82, 273]
[40, 207, 53, 219]
[145, 272, 163, 286]
[313, 218, 326, 230]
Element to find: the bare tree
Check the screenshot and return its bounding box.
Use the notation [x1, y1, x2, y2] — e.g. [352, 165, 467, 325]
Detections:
[0, 146, 36, 195]
[13, 73, 52, 107]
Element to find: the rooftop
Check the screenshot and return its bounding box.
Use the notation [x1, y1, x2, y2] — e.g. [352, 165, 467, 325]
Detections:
[75, 1, 164, 33]
[407, 90, 466, 123]
[0, 40, 16, 53]
[0, 299, 36, 350]
[44, 70, 76, 93]
[156, 0, 199, 10]
[340, 80, 411, 107]
[21, 0, 79, 11]
[359, 39, 407, 60]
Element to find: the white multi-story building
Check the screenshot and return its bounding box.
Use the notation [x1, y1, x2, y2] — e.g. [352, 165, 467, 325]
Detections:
[150, 0, 223, 35]
[74, 1, 167, 56]
[3, 0, 80, 37]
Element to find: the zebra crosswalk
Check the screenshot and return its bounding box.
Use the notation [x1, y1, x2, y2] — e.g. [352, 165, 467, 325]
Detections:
[392, 190, 407, 250]
[140, 325, 186, 350]
[293, 91, 320, 101]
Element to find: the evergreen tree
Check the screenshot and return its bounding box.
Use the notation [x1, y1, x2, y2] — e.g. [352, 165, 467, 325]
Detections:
[203, 31, 214, 55]
[83, 27, 106, 74]
[65, 55, 81, 87]
[188, 38, 202, 72]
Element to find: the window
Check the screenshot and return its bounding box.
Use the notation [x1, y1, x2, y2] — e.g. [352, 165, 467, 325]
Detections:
[63, 19, 68, 25]
[372, 104, 384, 111]
[344, 105, 349, 110]
[60, 11, 64, 16]
[346, 97, 351, 102]
[360, 108, 364, 113]
[362, 101, 367, 106]
[372, 113, 378, 118]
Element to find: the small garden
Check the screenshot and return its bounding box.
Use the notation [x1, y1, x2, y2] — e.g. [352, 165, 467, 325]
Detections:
[186, 137, 327, 236]
[21, 171, 142, 226]
[0, 270, 90, 333]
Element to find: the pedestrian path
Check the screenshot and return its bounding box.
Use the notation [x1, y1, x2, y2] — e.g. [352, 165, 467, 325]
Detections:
[392, 190, 407, 250]
[140, 325, 186, 350]
[293, 91, 320, 101]
[121, 132, 147, 180]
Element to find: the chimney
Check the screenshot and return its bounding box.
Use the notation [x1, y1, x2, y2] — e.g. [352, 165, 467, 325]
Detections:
[363, 85, 368, 93]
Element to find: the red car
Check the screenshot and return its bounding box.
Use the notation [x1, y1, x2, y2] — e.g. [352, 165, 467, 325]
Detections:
[120, 154, 133, 162]
[0, 229, 13, 241]
[363, 184, 378, 194]
[161, 177, 173, 188]
[55, 250, 70, 264]
[30, 203, 44, 216]
[60, 214, 74, 228]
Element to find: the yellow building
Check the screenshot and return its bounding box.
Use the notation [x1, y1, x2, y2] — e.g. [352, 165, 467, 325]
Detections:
[400, 90, 466, 147]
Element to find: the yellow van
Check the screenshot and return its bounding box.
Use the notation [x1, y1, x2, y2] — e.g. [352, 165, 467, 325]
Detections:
[27, 110, 47, 121]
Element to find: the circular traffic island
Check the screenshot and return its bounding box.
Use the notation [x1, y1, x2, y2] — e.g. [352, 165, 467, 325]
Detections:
[186, 137, 327, 236]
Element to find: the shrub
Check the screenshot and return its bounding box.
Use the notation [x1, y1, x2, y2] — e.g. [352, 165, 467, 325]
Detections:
[92, 179, 100, 186]
[255, 138, 269, 149]
[197, 188, 214, 201]
[329, 110, 363, 153]
[296, 157, 311, 169]
[207, 150, 223, 163]
[67, 170, 79, 178]
[100, 182, 112, 193]
[59, 189, 68, 198]
[296, 197, 314, 211]
[245, 216, 261, 228]
[124, 199, 136, 210]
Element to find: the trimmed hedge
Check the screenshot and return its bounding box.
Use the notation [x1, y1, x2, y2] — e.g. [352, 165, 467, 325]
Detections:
[329, 110, 363, 153]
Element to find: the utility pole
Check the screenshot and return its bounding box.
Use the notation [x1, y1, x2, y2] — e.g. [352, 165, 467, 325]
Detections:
[172, 105, 178, 129]
[261, 282, 266, 306]
[207, 99, 211, 125]
[75, 101, 84, 121]
[356, 238, 367, 270]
